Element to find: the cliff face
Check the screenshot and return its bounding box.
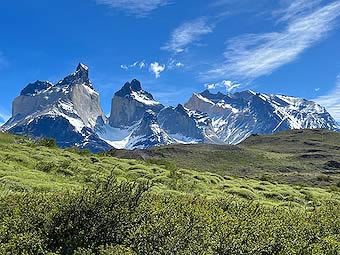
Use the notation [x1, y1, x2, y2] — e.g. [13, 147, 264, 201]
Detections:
[3, 64, 111, 152]
[109, 79, 163, 128]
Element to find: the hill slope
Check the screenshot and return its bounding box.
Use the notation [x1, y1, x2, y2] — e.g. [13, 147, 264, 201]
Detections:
[108, 129, 340, 187]
[0, 130, 340, 206]
[2, 131, 340, 254]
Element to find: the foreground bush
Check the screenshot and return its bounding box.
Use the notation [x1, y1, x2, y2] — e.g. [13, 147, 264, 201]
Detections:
[1, 177, 340, 254]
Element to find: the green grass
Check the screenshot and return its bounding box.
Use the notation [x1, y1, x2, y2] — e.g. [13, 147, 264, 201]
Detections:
[1, 132, 340, 207]
[108, 129, 340, 188]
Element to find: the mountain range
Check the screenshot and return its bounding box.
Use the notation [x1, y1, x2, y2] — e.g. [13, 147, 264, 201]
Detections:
[1, 64, 339, 152]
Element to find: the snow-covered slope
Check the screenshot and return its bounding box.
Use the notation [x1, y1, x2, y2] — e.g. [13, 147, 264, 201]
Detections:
[98, 81, 211, 149]
[185, 90, 340, 144]
[2, 64, 111, 152]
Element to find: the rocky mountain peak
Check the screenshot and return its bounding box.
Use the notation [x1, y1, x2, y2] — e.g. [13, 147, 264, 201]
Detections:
[199, 90, 226, 103]
[109, 80, 163, 128]
[175, 104, 189, 115]
[20, 80, 53, 96]
[77, 63, 89, 73]
[115, 79, 143, 97]
[57, 63, 92, 88]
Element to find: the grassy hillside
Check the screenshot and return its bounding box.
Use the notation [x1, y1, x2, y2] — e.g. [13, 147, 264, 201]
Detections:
[0, 131, 340, 207]
[2, 131, 340, 254]
[108, 129, 340, 187]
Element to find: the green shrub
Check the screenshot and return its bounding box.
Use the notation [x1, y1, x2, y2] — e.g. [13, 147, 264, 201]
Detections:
[259, 174, 273, 182]
[316, 175, 332, 182]
[65, 147, 92, 156]
[36, 138, 57, 148]
[36, 161, 58, 173]
[1, 176, 340, 254]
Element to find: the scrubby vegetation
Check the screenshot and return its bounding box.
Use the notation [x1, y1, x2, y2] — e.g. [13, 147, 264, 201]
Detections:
[1, 131, 340, 254]
[2, 176, 340, 254]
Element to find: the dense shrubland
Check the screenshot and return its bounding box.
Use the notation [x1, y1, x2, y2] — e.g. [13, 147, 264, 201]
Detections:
[1, 176, 340, 255]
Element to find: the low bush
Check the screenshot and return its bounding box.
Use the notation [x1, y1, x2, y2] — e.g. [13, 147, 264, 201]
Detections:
[36, 138, 57, 148]
[1, 176, 340, 254]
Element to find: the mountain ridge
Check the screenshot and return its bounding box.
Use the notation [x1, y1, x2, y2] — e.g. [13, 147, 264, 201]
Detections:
[2, 64, 339, 151]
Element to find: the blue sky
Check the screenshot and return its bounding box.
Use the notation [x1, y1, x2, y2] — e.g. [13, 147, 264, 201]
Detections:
[1, 0, 340, 124]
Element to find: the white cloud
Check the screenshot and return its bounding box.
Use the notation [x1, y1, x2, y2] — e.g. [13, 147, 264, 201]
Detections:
[120, 60, 147, 70]
[314, 75, 340, 121]
[205, 80, 240, 93]
[167, 58, 184, 70]
[139, 61, 146, 69]
[163, 18, 213, 54]
[205, 1, 340, 80]
[96, 0, 169, 17]
[149, 62, 165, 78]
[274, 0, 322, 23]
[120, 64, 129, 70]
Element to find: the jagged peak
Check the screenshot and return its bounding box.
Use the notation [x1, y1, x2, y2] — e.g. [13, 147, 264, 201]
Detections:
[115, 79, 142, 97]
[175, 104, 188, 115]
[57, 63, 92, 88]
[130, 79, 142, 91]
[114, 80, 159, 107]
[77, 63, 89, 72]
[20, 80, 53, 96]
[196, 90, 226, 103]
[231, 90, 257, 100]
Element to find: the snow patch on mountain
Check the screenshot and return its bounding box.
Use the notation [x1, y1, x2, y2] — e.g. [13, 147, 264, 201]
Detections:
[130, 91, 160, 106]
[185, 90, 340, 144]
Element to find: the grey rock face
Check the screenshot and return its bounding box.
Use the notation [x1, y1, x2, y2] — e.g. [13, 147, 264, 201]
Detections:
[158, 104, 205, 141]
[3, 64, 111, 152]
[127, 110, 174, 149]
[109, 79, 163, 128]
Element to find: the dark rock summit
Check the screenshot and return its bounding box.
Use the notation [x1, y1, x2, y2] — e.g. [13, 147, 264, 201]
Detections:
[20, 81, 53, 96]
[109, 79, 163, 128]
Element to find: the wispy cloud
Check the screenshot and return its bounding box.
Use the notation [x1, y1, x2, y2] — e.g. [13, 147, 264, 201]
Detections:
[96, 0, 169, 17]
[274, 0, 322, 23]
[167, 58, 184, 70]
[120, 60, 146, 70]
[314, 74, 340, 121]
[120, 58, 183, 78]
[204, 0, 340, 81]
[205, 80, 240, 93]
[162, 18, 214, 54]
[149, 62, 165, 78]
